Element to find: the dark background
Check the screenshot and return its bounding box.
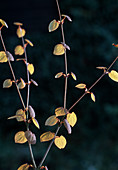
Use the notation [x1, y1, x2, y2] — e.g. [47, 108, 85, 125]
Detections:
[0, 0, 118, 169]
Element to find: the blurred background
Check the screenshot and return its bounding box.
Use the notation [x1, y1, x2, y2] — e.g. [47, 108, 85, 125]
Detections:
[0, 0, 118, 169]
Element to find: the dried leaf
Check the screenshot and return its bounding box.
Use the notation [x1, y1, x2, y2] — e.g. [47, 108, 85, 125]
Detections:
[40, 131, 55, 142]
[55, 107, 67, 117]
[0, 19, 8, 28]
[108, 70, 118, 82]
[3, 79, 12, 88]
[31, 79, 38, 86]
[96, 66, 107, 70]
[48, 19, 59, 32]
[54, 135, 67, 149]
[14, 45, 24, 55]
[17, 163, 30, 170]
[32, 118, 40, 129]
[67, 112, 77, 127]
[45, 115, 59, 126]
[18, 78, 26, 89]
[112, 43, 118, 48]
[61, 42, 70, 50]
[53, 44, 65, 55]
[40, 166, 48, 170]
[28, 105, 35, 118]
[25, 130, 36, 144]
[6, 51, 14, 61]
[25, 39, 33, 46]
[62, 14, 72, 22]
[91, 92, 96, 102]
[16, 109, 26, 121]
[63, 119, 72, 134]
[75, 83, 86, 89]
[71, 72, 77, 80]
[17, 27, 26, 38]
[28, 64, 34, 75]
[55, 72, 63, 78]
[0, 51, 8, 63]
[15, 131, 27, 144]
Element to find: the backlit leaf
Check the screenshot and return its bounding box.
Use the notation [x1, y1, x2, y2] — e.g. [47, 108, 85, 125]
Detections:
[91, 92, 96, 102]
[96, 66, 107, 70]
[6, 51, 14, 61]
[17, 27, 26, 38]
[32, 117, 40, 129]
[0, 19, 8, 28]
[3, 79, 12, 88]
[25, 130, 36, 144]
[0, 51, 8, 63]
[28, 105, 35, 118]
[71, 72, 77, 80]
[25, 39, 33, 46]
[67, 112, 77, 127]
[40, 131, 55, 142]
[14, 45, 24, 55]
[108, 70, 118, 82]
[75, 83, 86, 89]
[17, 163, 30, 170]
[53, 44, 65, 55]
[14, 22, 23, 26]
[28, 64, 34, 75]
[15, 131, 27, 144]
[54, 135, 67, 149]
[16, 109, 26, 121]
[45, 115, 59, 126]
[18, 78, 26, 89]
[48, 19, 59, 32]
[55, 107, 67, 117]
[63, 119, 72, 134]
[55, 72, 63, 78]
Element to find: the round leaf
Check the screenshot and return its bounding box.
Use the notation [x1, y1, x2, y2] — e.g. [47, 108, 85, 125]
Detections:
[18, 78, 26, 89]
[0, 51, 8, 63]
[55, 107, 67, 117]
[40, 131, 55, 142]
[25, 130, 36, 145]
[45, 115, 59, 126]
[108, 70, 118, 82]
[3, 79, 12, 88]
[28, 64, 34, 75]
[15, 131, 27, 144]
[48, 19, 59, 32]
[67, 112, 77, 127]
[53, 44, 65, 55]
[14, 45, 24, 55]
[54, 135, 67, 149]
[16, 109, 26, 121]
[75, 83, 86, 89]
[17, 27, 26, 38]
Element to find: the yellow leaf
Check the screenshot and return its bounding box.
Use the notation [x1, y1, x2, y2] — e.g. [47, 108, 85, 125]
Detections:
[17, 163, 30, 170]
[28, 64, 34, 75]
[14, 22, 23, 26]
[40, 131, 55, 142]
[14, 45, 24, 55]
[55, 107, 67, 117]
[53, 44, 65, 55]
[54, 135, 67, 149]
[25, 39, 34, 47]
[45, 115, 59, 126]
[48, 19, 59, 32]
[91, 92, 96, 102]
[16, 109, 26, 121]
[55, 72, 63, 78]
[15, 131, 27, 144]
[3, 79, 12, 88]
[67, 112, 77, 127]
[108, 70, 118, 82]
[32, 118, 40, 129]
[18, 78, 26, 89]
[17, 27, 26, 38]
[0, 19, 8, 28]
[75, 83, 86, 89]
[96, 66, 107, 70]
[0, 51, 8, 63]
[71, 72, 77, 80]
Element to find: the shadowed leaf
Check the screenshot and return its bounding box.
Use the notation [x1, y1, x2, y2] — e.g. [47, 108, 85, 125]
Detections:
[62, 14, 72, 22]
[53, 44, 65, 55]
[45, 115, 59, 126]
[55, 107, 67, 117]
[0, 51, 8, 63]
[63, 119, 72, 134]
[25, 130, 36, 144]
[6, 51, 14, 61]
[28, 105, 35, 118]
[15, 131, 27, 144]
[8, 109, 26, 122]
[31, 79, 38, 86]
[17, 163, 30, 170]
[3, 79, 12, 88]
[54, 135, 67, 149]
[48, 19, 59, 32]
[18, 78, 26, 89]
[55, 72, 63, 78]
[40, 131, 55, 142]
